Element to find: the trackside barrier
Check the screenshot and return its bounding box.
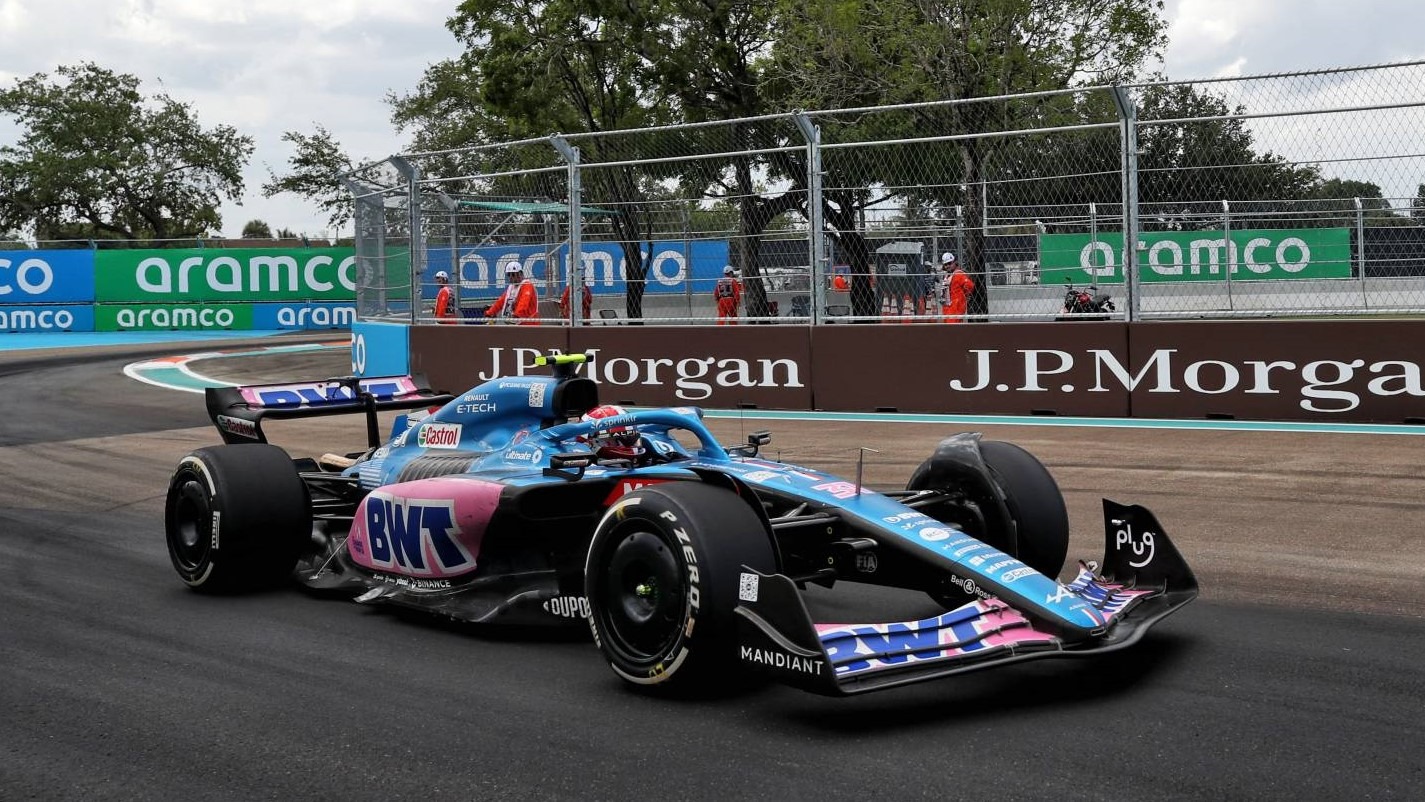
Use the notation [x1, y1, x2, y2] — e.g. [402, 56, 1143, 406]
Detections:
[0, 247, 359, 334]
[404, 320, 1425, 424]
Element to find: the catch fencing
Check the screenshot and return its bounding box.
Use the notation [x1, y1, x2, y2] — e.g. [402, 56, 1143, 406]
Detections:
[349, 61, 1425, 325]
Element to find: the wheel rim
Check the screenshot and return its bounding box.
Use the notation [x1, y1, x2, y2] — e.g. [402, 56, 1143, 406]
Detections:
[169, 479, 212, 572]
[598, 528, 685, 662]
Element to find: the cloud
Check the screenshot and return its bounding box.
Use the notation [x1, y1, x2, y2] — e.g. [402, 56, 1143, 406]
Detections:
[1162, 0, 1425, 80]
[5, 1, 1425, 238]
[0, 0, 461, 239]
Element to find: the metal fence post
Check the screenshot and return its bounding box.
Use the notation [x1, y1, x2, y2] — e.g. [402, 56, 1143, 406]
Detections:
[388, 156, 423, 326]
[1355, 196, 1368, 309]
[551, 135, 583, 327]
[1223, 199, 1234, 312]
[434, 191, 460, 311]
[793, 112, 826, 324]
[342, 175, 389, 319]
[1111, 86, 1140, 322]
[954, 205, 964, 266]
[681, 203, 693, 318]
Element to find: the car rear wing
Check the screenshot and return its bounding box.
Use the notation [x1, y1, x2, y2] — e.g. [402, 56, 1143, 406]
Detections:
[734, 500, 1197, 696]
[205, 375, 455, 447]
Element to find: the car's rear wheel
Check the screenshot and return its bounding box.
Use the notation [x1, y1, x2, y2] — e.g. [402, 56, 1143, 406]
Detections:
[165, 444, 311, 592]
[585, 481, 774, 693]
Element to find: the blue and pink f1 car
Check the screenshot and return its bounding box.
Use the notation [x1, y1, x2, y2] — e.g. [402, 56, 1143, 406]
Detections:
[164, 352, 1197, 696]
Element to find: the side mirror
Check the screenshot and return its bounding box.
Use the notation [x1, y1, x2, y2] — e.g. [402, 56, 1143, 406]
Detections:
[729, 430, 773, 458]
[544, 451, 594, 481]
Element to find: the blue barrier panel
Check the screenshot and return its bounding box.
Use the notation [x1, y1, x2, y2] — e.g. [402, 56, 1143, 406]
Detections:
[351, 320, 409, 377]
[0, 250, 96, 304]
[252, 302, 358, 330]
[421, 240, 730, 300]
[0, 303, 96, 332]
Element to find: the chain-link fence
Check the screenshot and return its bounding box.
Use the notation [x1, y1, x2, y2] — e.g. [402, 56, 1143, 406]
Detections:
[353, 60, 1425, 324]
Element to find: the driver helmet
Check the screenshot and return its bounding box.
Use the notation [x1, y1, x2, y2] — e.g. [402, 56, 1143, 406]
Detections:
[580, 404, 643, 460]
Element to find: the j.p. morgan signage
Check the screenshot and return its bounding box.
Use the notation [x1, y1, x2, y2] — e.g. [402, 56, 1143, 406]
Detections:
[411, 320, 1425, 423]
[410, 325, 814, 409]
[1119, 321, 1425, 421]
[949, 345, 1425, 416]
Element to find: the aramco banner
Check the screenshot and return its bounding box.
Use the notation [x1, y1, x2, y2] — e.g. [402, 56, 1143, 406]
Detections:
[94, 247, 358, 302]
[1039, 228, 1353, 284]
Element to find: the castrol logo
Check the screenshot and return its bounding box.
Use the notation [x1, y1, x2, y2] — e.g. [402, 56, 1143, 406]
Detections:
[417, 423, 463, 450]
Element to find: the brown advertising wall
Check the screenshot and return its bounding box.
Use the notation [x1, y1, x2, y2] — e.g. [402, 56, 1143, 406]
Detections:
[811, 323, 1132, 416]
[410, 325, 570, 394]
[1126, 320, 1425, 422]
[567, 327, 814, 409]
[409, 325, 814, 410]
[406, 319, 1425, 423]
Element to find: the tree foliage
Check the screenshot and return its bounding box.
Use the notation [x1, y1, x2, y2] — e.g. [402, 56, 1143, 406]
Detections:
[241, 218, 273, 239]
[0, 63, 252, 242]
[768, 0, 1169, 314]
[261, 125, 359, 230]
[386, 0, 680, 316]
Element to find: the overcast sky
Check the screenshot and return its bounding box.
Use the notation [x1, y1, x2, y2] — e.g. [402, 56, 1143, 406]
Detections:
[2, 0, 1423, 240]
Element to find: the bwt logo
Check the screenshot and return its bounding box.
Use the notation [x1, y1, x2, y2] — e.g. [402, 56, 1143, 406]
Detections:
[362, 492, 472, 575]
[252, 380, 407, 407]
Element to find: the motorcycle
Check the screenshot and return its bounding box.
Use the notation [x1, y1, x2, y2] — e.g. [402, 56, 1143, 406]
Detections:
[1057, 281, 1116, 320]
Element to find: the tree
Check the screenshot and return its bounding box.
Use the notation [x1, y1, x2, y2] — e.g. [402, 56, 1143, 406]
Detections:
[1414, 183, 1425, 225]
[241, 219, 273, 239]
[384, 1, 805, 318]
[261, 125, 359, 230]
[276, 227, 298, 239]
[386, 0, 685, 319]
[1308, 178, 1409, 226]
[0, 63, 253, 242]
[769, 0, 1169, 315]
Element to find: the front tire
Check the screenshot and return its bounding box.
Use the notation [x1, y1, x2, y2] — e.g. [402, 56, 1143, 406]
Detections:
[585, 482, 774, 692]
[164, 444, 311, 592]
[978, 441, 1069, 577]
[908, 438, 1070, 578]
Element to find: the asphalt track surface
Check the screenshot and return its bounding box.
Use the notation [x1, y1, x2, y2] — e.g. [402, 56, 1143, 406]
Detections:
[2, 338, 1423, 800]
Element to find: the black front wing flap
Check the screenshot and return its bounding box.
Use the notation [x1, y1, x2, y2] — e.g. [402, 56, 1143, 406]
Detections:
[734, 500, 1198, 696]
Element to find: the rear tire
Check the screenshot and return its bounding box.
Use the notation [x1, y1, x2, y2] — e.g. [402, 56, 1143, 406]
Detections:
[164, 444, 311, 593]
[585, 482, 774, 693]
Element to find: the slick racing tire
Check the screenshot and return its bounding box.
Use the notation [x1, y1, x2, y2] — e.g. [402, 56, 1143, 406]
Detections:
[978, 441, 1070, 579]
[908, 439, 1070, 579]
[165, 444, 311, 593]
[585, 481, 775, 693]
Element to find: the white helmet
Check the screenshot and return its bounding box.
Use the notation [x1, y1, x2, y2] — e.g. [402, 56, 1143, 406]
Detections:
[941, 252, 956, 264]
[434, 270, 449, 281]
[504, 261, 524, 275]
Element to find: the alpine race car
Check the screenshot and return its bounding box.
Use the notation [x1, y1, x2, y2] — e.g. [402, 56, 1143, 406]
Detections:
[165, 352, 1197, 696]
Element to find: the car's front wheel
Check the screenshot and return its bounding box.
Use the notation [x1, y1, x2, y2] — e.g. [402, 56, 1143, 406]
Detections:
[585, 481, 774, 692]
[164, 444, 311, 592]
[908, 437, 1070, 581]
